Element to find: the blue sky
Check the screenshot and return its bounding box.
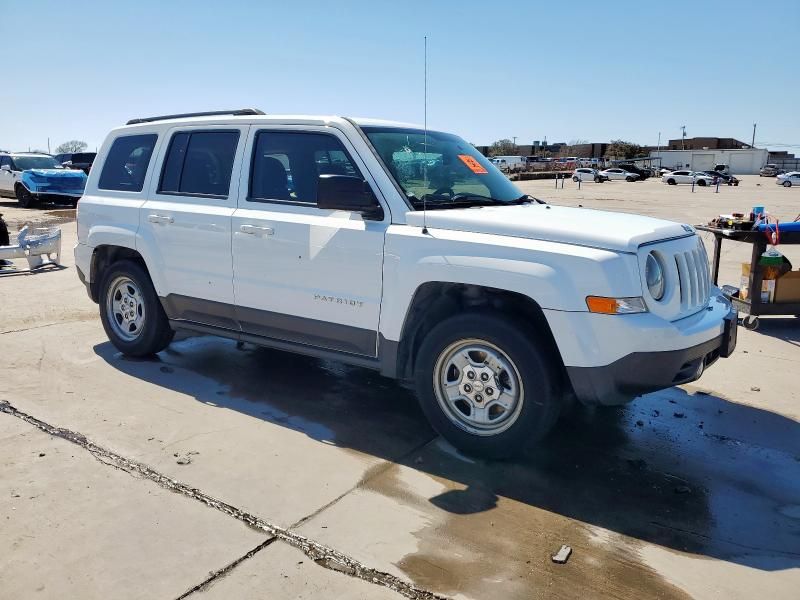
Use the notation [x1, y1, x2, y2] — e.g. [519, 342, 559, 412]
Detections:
[2, 0, 798, 153]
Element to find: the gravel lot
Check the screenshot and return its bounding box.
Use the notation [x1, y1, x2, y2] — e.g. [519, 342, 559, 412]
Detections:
[1, 176, 799, 599]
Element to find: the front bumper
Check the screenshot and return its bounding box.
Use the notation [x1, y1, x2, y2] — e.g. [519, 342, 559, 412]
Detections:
[544, 292, 736, 406]
[565, 305, 737, 405]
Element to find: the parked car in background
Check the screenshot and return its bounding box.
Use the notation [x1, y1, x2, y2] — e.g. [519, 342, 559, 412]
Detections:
[776, 172, 800, 187]
[713, 164, 730, 175]
[699, 171, 740, 186]
[572, 168, 607, 182]
[0, 152, 87, 207]
[760, 164, 783, 177]
[600, 168, 640, 182]
[490, 156, 526, 172]
[661, 170, 716, 186]
[55, 152, 97, 174]
[616, 163, 652, 180]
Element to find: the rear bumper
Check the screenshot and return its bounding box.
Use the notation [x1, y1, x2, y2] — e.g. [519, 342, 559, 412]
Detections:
[74, 242, 94, 301]
[566, 306, 737, 405]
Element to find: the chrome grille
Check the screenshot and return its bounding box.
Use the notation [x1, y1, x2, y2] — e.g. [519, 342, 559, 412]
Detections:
[674, 240, 710, 313]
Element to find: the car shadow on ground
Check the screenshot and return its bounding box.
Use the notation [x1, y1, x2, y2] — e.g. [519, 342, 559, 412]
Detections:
[94, 335, 800, 573]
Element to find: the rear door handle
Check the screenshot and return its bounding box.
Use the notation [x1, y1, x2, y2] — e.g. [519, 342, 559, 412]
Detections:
[147, 214, 174, 224]
[240, 224, 274, 236]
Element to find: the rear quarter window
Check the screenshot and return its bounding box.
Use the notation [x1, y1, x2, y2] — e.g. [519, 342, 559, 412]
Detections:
[158, 130, 240, 198]
[98, 134, 158, 192]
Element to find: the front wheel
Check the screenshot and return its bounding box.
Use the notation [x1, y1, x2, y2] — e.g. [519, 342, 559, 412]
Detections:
[99, 259, 174, 356]
[784, 181, 792, 188]
[697, 179, 707, 187]
[667, 178, 677, 185]
[414, 313, 561, 458]
[594, 176, 602, 183]
[15, 185, 36, 208]
[572, 176, 579, 182]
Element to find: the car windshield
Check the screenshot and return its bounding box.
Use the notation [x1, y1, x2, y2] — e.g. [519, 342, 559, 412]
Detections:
[13, 155, 61, 170]
[361, 127, 530, 208]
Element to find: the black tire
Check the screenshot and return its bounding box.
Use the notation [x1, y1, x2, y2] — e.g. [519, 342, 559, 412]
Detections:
[784, 181, 792, 188]
[594, 176, 602, 183]
[742, 316, 759, 331]
[414, 312, 562, 459]
[667, 178, 676, 185]
[697, 179, 707, 187]
[98, 259, 174, 356]
[625, 176, 633, 182]
[15, 185, 36, 208]
[572, 176, 579, 182]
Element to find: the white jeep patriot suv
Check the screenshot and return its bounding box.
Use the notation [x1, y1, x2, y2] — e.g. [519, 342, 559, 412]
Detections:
[75, 109, 737, 457]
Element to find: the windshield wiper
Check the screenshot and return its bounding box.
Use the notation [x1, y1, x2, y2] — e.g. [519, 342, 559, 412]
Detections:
[408, 192, 537, 209]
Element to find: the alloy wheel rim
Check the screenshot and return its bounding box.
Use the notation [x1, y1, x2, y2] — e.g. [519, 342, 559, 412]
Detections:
[106, 276, 145, 342]
[433, 339, 524, 436]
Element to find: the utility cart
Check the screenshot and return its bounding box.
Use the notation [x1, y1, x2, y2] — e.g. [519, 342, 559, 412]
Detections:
[696, 225, 800, 330]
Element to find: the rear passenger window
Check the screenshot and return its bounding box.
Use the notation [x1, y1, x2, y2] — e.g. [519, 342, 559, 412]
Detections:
[98, 134, 157, 192]
[249, 131, 361, 204]
[158, 131, 239, 197]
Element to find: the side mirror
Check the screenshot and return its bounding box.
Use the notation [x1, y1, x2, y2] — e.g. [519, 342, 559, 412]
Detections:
[0, 165, 10, 172]
[317, 175, 383, 220]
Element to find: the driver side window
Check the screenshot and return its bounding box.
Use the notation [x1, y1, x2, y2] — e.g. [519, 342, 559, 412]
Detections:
[248, 131, 363, 205]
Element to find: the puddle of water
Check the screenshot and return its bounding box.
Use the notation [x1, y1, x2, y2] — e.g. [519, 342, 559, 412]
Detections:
[1, 208, 76, 233]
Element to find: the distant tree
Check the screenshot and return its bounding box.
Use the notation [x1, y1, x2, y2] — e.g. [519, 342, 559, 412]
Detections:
[55, 140, 88, 154]
[31, 149, 49, 154]
[605, 139, 644, 160]
[489, 139, 518, 156]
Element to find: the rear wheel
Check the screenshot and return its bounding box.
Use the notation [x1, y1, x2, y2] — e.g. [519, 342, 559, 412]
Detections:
[15, 185, 36, 208]
[99, 259, 174, 356]
[414, 312, 562, 458]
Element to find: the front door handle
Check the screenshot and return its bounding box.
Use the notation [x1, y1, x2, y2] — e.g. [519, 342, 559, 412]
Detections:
[147, 214, 174, 224]
[240, 224, 274, 236]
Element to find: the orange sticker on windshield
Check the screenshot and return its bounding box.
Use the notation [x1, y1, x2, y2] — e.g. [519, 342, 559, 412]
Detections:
[458, 154, 488, 174]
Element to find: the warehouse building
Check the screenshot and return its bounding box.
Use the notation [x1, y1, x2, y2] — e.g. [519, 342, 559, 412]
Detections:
[650, 148, 769, 175]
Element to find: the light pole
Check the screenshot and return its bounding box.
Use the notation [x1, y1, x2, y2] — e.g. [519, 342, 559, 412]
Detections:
[680, 125, 686, 150]
[751, 123, 757, 148]
[656, 132, 661, 172]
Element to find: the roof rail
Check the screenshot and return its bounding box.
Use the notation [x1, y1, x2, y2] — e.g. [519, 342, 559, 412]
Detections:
[126, 108, 265, 125]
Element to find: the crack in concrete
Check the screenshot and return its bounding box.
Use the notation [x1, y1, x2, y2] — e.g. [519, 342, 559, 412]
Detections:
[0, 318, 92, 335]
[0, 401, 447, 600]
[648, 520, 800, 557]
[289, 436, 438, 530]
[175, 537, 277, 599]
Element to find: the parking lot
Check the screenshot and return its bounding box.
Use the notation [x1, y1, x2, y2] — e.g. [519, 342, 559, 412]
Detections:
[1, 176, 799, 599]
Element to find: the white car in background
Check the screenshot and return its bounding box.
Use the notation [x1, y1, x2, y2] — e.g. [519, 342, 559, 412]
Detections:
[776, 172, 800, 187]
[661, 170, 716, 186]
[572, 168, 607, 182]
[599, 168, 640, 182]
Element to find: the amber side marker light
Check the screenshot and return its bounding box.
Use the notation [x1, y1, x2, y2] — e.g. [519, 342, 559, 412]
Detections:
[586, 296, 647, 314]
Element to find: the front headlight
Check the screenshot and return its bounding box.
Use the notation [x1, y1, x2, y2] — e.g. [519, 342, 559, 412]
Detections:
[645, 252, 665, 300]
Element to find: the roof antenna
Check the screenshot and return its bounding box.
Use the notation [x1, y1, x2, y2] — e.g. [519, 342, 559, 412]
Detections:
[422, 35, 429, 235]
